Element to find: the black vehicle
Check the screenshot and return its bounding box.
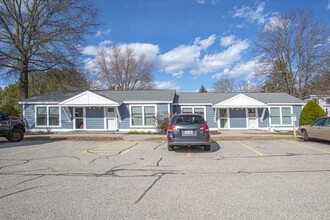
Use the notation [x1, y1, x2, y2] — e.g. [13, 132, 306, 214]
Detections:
[167, 114, 211, 151]
[0, 112, 26, 142]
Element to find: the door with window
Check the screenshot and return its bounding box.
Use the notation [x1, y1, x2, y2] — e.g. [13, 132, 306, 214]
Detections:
[248, 108, 257, 129]
[75, 107, 84, 129]
[219, 109, 229, 128]
[106, 108, 116, 130]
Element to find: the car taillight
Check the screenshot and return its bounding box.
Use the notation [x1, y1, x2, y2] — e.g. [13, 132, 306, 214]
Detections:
[168, 125, 176, 131]
[207, 136, 210, 142]
[200, 125, 209, 131]
[168, 137, 171, 142]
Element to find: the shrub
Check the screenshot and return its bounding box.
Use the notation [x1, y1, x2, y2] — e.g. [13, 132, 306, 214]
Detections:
[140, 131, 145, 134]
[147, 130, 152, 134]
[0, 104, 20, 117]
[156, 113, 171, 134]
[299, 100, 327, 126]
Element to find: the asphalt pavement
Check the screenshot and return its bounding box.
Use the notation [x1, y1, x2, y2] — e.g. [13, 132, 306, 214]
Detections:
[0, 138, 329, 219]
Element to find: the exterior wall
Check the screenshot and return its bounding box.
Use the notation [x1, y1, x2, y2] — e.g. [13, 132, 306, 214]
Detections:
[258, 108, 269, 128]
[24, 104, 35, 129]
[173, 105, 181, 114]
[86, 107, 104, 129]
[206, 105, 217, 128]
[157, 103, 169, 117]
[230, 108, 247, 128]
[293, 105, 303, 127]
[118, 104, 130, 129]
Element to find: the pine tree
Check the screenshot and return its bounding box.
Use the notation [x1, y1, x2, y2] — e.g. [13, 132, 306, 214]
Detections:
[299, 101, 327, 126]
[198, 85, 207, 93]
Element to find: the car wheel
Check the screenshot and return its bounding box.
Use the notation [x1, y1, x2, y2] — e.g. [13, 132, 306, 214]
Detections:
[7, 129, 24, 142]
[204, 145, 210, 151]
[302, 130, 309, 141]
[168, 145, 174, 151]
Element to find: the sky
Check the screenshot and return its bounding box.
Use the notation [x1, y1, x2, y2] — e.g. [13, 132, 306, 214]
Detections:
[2, 0, 330, 92]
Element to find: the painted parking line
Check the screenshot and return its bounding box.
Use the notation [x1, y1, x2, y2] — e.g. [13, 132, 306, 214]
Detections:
[187, 147, 191, 157]
[120, 141, 144, 155]
[11, 141, 71, 155]
[281, 140, 330, 154]
[236, 140, 264, 156]
[79, 141, 120, 155]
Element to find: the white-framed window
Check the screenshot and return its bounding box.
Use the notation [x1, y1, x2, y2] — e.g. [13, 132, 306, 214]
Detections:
[181, 106, 206, 118]
[130, 105, 156, 127]
[270, 106, 292, 125]
[36, 106, 60, 127]
[219, 108, 229, 128]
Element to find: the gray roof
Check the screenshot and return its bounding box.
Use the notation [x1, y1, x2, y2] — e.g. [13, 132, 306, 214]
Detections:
[21, 90, 305, 105]
[174, 93, 305, 105]
[21, 90, 176, 104]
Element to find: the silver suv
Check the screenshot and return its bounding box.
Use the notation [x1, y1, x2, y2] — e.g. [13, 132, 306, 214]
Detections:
[167, 114, 211, 151]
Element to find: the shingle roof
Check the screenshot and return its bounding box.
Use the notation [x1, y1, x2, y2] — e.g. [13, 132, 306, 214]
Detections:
[20, 90, 305, 105]
[21, 90, 176, 104]
[174, 93, 305, 105]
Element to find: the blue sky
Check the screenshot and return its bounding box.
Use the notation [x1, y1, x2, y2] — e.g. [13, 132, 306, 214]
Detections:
[2, 0, 329, 92]
[81, 0, 329, 92]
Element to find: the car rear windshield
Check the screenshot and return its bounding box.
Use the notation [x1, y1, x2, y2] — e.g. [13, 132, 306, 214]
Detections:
[171, 115, 205, 125]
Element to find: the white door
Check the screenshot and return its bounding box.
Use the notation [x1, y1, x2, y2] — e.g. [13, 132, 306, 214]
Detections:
[248, 108, 258, 129]
[106, 108, 116, 130]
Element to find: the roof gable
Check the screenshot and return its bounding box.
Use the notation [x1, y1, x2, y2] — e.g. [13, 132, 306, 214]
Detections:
[59, 91, 119, 106]
[214, 94, 267, 108]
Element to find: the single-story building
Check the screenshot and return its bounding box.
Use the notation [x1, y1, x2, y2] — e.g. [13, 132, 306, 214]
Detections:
[19, 90, 305, 132]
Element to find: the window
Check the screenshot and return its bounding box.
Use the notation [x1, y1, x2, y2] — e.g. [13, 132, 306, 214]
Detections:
[49, 107, 59, 126]
[248, 108, 256, 117]
[326, 98, 330, 105]
[36, 106, 60, 127]
[270, 107, 292, 125]
[131, 105, 156, 127]
[312, 118, 326, 126]
[37, 107, 47, 126]
[144, 106, 155, 126]
[181, 107, 205, 118]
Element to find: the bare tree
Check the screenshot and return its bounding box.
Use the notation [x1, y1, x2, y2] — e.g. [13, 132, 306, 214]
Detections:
[0, 0, 99, 102]
[255, 8, 329, 98]
[94, 46, 154, 90]
[212, 77, 235, 93]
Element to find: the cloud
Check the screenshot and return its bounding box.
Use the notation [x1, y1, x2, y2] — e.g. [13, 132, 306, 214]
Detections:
[220, 35, 235, 47]
[328, 0, 330, 10]
[95, 29, 111, 38]
[233, 2, 268, 24]
[263, 13, 285, 32]
[212, 56, 261, 79]
[190, 40, 249, 76]
[154, 81, 180, 90]
[159, 34, 216, 77]
[196, 0, 205, 4]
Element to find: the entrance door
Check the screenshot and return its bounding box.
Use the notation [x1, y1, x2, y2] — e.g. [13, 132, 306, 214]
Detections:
[75, 107, 84, 129]
[219, 109, 229, 128]
[248, 108, 257, 129]
[106, 108, 116, 130]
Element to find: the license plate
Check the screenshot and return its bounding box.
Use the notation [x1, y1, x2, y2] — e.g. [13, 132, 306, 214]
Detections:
[184, 130, 193, 135]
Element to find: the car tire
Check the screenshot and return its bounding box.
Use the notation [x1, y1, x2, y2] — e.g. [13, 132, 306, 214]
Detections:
[302, 130, 309, 141]
[7, 129, 24, 142]
[168, 145, 174, 151]
[204, 145, 210, 151]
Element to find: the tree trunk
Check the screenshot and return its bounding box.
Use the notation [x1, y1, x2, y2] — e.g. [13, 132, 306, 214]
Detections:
[19, 63, 29, 117]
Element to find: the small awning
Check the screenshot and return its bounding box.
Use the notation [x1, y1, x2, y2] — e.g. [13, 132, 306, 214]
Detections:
[213, 94, 268, 108]
[59, 91, 119, 107]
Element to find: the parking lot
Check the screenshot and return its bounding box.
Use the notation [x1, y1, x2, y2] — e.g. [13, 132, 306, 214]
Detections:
[0, 138, 329, 219]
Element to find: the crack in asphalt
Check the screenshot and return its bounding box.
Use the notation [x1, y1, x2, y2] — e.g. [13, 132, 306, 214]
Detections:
[0, 186, 42, 200]
[153, 141, 166, 150]
[156, 157, 163, 167]
[9, 175, 44, 188]
[0, 159, 30, 170]
[134, 173, 164, 204]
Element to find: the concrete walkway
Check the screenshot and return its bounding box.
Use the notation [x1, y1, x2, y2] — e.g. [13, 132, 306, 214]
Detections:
[16, 129, 297, 141]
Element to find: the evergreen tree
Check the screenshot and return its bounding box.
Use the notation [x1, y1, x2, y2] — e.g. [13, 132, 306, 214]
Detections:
[198, 85, 208, 93]
[299, 101, 327, 126]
